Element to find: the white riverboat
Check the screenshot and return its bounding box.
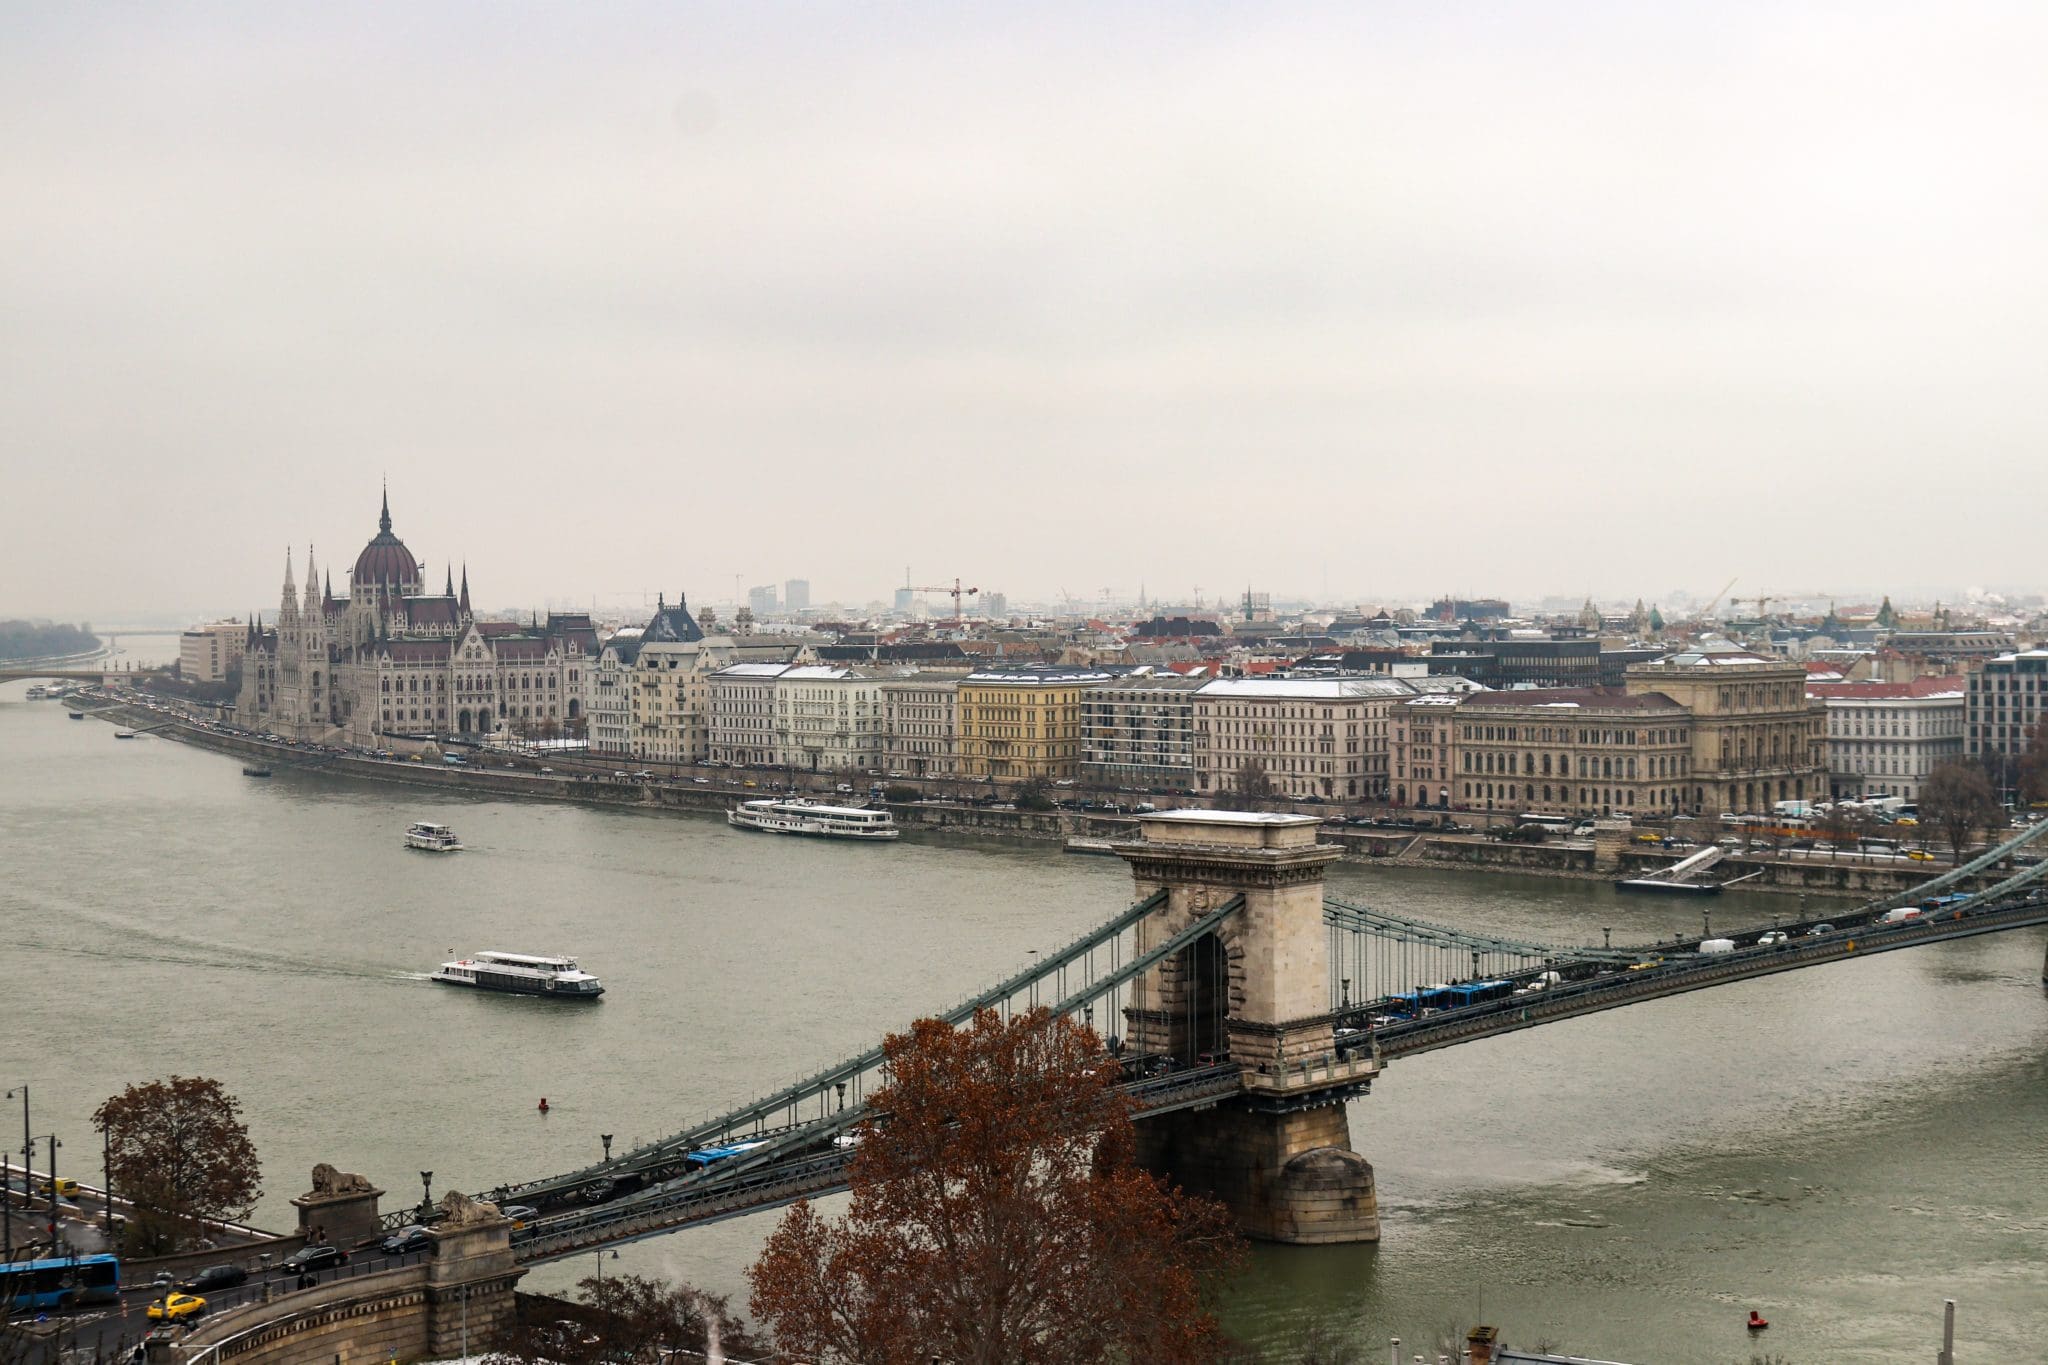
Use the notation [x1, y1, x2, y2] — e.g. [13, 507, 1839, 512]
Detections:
[726, 798, 899, 840]
[404, 820, 464, 852]
[431, 950, 604, 1000]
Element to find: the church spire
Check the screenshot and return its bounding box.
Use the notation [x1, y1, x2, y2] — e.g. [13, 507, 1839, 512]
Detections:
[445, 563, 454, 597]
[379, 480, 392, 536]
[459, 563, 470, 614]
[283, 546, 296, 595]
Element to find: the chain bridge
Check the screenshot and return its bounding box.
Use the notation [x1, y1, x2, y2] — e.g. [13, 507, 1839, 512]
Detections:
[455, 810, 2048, 1258]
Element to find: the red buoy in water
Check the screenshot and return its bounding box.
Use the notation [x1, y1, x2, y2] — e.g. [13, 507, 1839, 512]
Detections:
[538, 1097, 550, 1114]
[1747, 1311, 1769, 1331]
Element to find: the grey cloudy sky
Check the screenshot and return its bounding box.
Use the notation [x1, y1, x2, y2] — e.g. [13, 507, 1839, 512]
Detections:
[4, 2, 2045, 621]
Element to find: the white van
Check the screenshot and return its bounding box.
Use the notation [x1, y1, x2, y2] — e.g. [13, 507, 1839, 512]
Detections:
[1697, 938, 1738, 954]
[1876, 907, 1923, 925]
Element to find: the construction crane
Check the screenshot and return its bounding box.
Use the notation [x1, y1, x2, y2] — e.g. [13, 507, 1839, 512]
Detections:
[910, 577, 979, 623]
[1748, 594, 1776, 620]
[1700, 576, 1738, 620]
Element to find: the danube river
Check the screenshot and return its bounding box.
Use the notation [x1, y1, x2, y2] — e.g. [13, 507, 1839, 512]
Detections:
[4, 684, 2043, 1362]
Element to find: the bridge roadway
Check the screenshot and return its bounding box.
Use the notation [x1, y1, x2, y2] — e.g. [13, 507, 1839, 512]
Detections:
[505, 1063, 1249, 1262]
[1358, 888, 2048, 1061]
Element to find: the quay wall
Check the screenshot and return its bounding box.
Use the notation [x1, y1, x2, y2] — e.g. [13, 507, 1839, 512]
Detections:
[80, 701, 1982, 899]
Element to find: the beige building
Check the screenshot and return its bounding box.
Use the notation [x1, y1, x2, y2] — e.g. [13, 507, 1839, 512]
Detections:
[1451, 688, 1694, 818]
[1625, 640, 1828, 816]
[1192, 677, 1412, 801]
[1389, 692, 1462, 808]
[880, 674, 959, 778]
[773, 664, 887, 772]
[180, 619, 248, 683]
[1809, 676, 1965, 803]
[957, 666, 1114, 782]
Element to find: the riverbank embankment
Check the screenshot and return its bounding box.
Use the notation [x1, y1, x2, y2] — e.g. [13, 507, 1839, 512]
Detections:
[75, 698, 1980, 900]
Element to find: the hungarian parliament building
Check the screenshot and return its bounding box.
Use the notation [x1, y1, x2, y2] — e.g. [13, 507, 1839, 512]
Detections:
[236, 491, 598, 745]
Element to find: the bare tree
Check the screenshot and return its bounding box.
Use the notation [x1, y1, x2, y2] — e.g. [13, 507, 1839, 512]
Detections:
[1216, 757, 1276, 812]
[2017, 716, 2048, 806]
[1920, 762, 2001, 865]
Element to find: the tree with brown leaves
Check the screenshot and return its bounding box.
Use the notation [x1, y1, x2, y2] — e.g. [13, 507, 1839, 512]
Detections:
[748, 1007, 1244, 1365]
[92, 1076, 261, 1255]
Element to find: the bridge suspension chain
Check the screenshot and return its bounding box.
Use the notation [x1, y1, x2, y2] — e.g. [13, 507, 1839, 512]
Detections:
[488, 888, 1174, 1203]
[1863, 817, 2048, 914]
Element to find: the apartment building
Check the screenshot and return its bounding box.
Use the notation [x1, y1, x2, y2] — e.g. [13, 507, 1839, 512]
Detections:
[1808, 675, 1966, 802]
[773, 664, 886, 772]
[1390, 692, 1463, 807]
[1079, 674, 1205, 790]
[880, 674, 959, 779]
[708, 662, 788, 767]
[957, 666, 1114, 781]
[1191, 677, 1411, 801]
[179, 619, 247, 683]
[1967, 648, 2048, 788]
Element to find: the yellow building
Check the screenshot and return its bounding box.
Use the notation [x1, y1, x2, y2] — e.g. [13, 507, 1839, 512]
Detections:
[957, 667, 1114, 782]
[1625, 640, 1828, 816]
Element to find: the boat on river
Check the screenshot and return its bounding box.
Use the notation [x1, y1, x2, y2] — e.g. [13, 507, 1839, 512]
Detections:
[726, 798, 898, 840]
[114, 730, 136, 740]
[242, 767, 273, 778]
[432, 950, 604, 1000]
[68, 712, 84, 721]
[404, 821, 463, 852]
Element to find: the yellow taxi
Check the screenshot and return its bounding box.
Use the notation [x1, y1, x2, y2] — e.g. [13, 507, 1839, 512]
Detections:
[1906, 849, 1935, 861]
[148, 1293, 207, 1321]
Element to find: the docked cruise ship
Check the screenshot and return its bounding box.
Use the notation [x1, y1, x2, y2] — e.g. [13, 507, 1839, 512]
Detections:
[431, 950, 605, 999]
[726, 798, 899, 840]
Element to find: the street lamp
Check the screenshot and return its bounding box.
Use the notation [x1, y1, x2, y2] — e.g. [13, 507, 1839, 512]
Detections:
[600, 1134, 613, 1163]
[420, 1171, 434, 1219]
[3, 1086, 26, 1263]
[33, 1134, 61, 1253]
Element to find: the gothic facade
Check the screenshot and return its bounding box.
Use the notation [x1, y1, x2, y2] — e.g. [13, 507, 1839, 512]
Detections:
[236, 492, 597, 745]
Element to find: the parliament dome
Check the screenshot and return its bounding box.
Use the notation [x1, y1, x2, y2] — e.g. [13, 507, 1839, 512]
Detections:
[352, 489, 422, 590]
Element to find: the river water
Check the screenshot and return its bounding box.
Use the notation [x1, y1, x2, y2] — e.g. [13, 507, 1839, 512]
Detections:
[3, 681, 2043, 1363]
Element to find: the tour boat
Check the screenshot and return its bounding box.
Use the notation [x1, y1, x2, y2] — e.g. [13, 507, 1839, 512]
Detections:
[432, 951, 604, 999]
[404, 821, 463, 852]
[726, 798, 899, 840]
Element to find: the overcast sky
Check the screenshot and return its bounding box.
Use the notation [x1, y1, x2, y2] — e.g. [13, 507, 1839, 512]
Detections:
[4, 2, 2045, 622]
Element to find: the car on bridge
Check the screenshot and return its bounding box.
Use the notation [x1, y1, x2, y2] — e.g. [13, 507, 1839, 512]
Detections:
[380, 1225, 433, 1254]
[500, 1203, 538, 1229]
[147, 1293, 207, 1322]
[279, 1245, 347, 1274]
[177, 1266, 247, 1294]
[1755, 931, 1790, 947]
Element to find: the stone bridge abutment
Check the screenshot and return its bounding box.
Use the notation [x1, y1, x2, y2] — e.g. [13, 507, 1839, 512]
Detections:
[1116, 811, 1380, 1244]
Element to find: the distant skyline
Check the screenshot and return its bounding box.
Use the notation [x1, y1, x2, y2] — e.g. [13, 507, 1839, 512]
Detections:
[6, 3, 2048, 621]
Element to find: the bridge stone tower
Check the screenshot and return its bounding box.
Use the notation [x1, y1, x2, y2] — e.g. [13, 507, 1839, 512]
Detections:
[1116, 810, 1380, 1244]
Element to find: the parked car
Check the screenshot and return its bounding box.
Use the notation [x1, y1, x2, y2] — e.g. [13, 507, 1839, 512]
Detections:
[280, 1245, 348, 1274]
[178, 1266, 248, 1294]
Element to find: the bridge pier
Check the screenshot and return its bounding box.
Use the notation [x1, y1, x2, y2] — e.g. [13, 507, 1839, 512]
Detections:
[1116, 811, 1380, 1244]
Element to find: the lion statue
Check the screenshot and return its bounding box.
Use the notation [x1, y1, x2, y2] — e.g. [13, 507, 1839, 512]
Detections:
[437, 1189, 503, 1227]
[309, 1163, 376, 1196]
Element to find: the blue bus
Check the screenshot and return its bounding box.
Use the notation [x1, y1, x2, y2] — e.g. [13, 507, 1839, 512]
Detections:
[0, 1254, 122, 1313]
[683, 1139, 767, 1167]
